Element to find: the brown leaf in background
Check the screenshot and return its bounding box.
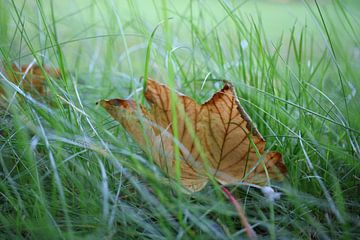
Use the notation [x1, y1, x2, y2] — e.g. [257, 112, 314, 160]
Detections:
[99, 79, 287, 192]
[0, 63, 61, 97]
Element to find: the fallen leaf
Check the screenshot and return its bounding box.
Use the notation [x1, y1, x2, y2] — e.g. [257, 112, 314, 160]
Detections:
[99, 79, 286, 192]
[0, 63, 61, 97]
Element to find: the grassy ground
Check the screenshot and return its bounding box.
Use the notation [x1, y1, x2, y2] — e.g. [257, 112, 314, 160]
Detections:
[1, 0, 360, 239]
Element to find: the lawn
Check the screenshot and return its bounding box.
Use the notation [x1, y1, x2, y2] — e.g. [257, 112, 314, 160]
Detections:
[1, 0, 360, 239]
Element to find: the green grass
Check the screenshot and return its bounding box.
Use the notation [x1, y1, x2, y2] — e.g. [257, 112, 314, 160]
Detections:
[1, 0, 360, 239]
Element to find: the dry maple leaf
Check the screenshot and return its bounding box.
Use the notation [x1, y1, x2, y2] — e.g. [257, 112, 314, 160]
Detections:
[99, 79, 286, 192]
[0, 63, 61, 97]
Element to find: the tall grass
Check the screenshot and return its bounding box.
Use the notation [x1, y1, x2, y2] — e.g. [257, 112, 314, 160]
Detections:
[1, 0, 359, 239]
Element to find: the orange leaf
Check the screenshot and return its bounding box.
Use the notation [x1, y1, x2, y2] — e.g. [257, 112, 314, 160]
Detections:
[99, 79, 286, 192]
[1, 63, 61, 96]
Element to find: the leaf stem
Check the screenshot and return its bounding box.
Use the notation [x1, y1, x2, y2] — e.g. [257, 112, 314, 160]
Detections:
[221, 186, 257, 239]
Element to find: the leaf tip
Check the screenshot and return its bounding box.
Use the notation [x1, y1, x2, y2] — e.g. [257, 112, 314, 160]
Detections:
[98, 99, 137, 111]
[265, 151, 287, 177]
[221, 80, 233, 91]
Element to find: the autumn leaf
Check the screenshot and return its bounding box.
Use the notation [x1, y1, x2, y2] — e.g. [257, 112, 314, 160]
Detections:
[0, 63, 61, 97]
[99, 79, 286, 192]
